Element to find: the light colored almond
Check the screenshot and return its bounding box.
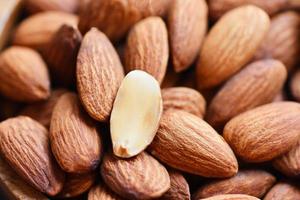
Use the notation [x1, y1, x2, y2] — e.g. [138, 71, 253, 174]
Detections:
[24, 0, 79, 14]
[199, 194, 259, 200]
[264, 182, 300, 200]
[88, 184, 123, 200]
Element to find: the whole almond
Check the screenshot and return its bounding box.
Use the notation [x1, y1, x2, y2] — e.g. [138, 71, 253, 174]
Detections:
[50, 92, 102, 173]
[273, 139, 300, 177]
[168, 0, 207, 72]
[77, 28, 124, 122]
[199, 194, 259, 200]
[264, 182, 300, 200]
[224, 102, 300, 162]
[78, 0, 170, 42]
[88, 184, 123, 200]
[43, 24, 82, 87]
[124, 17, 168, 84]
[206, 59, 287, 127]
[193, 170, 275, 199]
[0, 46, 50, 102]
[20, 89, 67, 128]
[162, 87, 206, 118]
[149, 110, 238, 178]
[254, 11, 300, 71]
[13, 11, 78, 49]
[101, 152, 170, 199]
[24, 0, 79, 14]
[196, 5, 270, 89]
[290, 69, 300, 102]
[0, 116, 65, 196]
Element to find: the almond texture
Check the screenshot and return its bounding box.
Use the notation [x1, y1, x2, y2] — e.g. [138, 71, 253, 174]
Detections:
[264, 182, 300, 200]
[199, 194, 259, 200]
[196, 5, 270, 89]
[224, 102, 300, 162]
[88, 184, 123, 200]
[24, 0, 79, 14]
[77, 28, 124, 122]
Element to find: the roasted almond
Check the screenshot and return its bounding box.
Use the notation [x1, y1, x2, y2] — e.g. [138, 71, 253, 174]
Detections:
[168, 0, 207, 72]
[88, 184, 123, 200]
[124, 17, 168, 84]
[254, 11, 300, 71]
[224, 102, 300, 162]
[196, 5, 270, 89]
[0, 116, 65, 196]
[13, 11, 78, 49]
[264, 182, 300, 200]
[77, 28, 124, 122]
[24, 0, 79, 14]
[199, 194, 259, 200]
[78, 0, 170, 42]
[101, 152, 170, 199]
[149, 110, 238, 178]
[206, 59, 287, 127]
[50, 92, 102, 173]
[290, 69, 300, 102]
[162, 87, 206, 118]
[0, 46, 50, 102]
[193, 170, 275, 199]
[110, 70, 162, 158]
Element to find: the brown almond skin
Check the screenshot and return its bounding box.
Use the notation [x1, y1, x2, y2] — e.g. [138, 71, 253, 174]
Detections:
[0, 46, 50, 102]
[0, 116, 65, 196]
[78, 0, 170, 42]
[20, 89, 67, 128]
[206, 59, 287, 127]
[50, 92, 102, 173]
[13, 11, 78, 49]
[24, 0, 79, 14]
[193, 170, 275, 199]
[254, 11, 300, 71]
[199, 194, 259, 200]
[57, 172, 96, 198]
[43, 24, 82, 87]
[168, 0, 207, 72]
[101, 152, 170, 200]
[88, 184, 124, 200]
[196, 5, 270, 89]
[162, 87, 206, 118]
[273, 139, 300, 177]
[208, 0, 286, 20]
[124, 17, 168, 84]
[290, 69, 300, 102]
[77, 28, 124, 122]
[148, 110, 238, 178]
[264, 182, 300, 200]
[224, 102, 300, 162]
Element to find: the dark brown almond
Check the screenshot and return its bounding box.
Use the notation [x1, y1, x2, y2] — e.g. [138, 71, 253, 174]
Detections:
[199, 194, 259, 200]
[124, 17, 168, 84]
[50, 92, 102, 173]
[206, 59, 287, 127]
[88, 184, 124, 200]
[290, 69, 300, 102]
[101, 152, 170, 199]
[0, 46, 50, 102]
[162, 87, 206, 118]
[149, 110, 238, 178]
[224, 102, 300, 162]
[264, 182, 300, 200]
[24, 0, 79, 14]
[77, 28, 124, 122]
[0, 116, 65, 196]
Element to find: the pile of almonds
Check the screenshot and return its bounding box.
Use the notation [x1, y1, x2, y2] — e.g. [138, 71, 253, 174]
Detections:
[1, 0, 300, 200]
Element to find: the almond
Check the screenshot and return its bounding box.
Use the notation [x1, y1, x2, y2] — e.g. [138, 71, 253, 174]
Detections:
[78, 0, 171, 42]
[57, 172, 96, 198]
[124, 17, 168, 84]
[196, 5, 270, 89]
[273, 139, 300, 177]
[24, 0, 79, 14]
[290, 69, 300, 102]
[88, 184, 123, 200]
[101, 152, 170, 199]
[20, 89, 67, 128]
[43, 24, 82, 87]
[254, 11, 300, 71]
[199, 194, 259, 200]
[206, 59, 287, 127]
[223, 102, 300, 162]
[77, 28, 124, 122]
[0, 116, 65, 196]
[13, 11, 78, 49]
[193, 170, 275, 199]
[168, 0, 207, 72]
[273, 90, 287, 102]
[148, 110, 238, 178]
[50, 92, 102, 173]
[264, 182, 300, 200]
[0, 46, 50, 102]
[162, 87, 206, 118]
